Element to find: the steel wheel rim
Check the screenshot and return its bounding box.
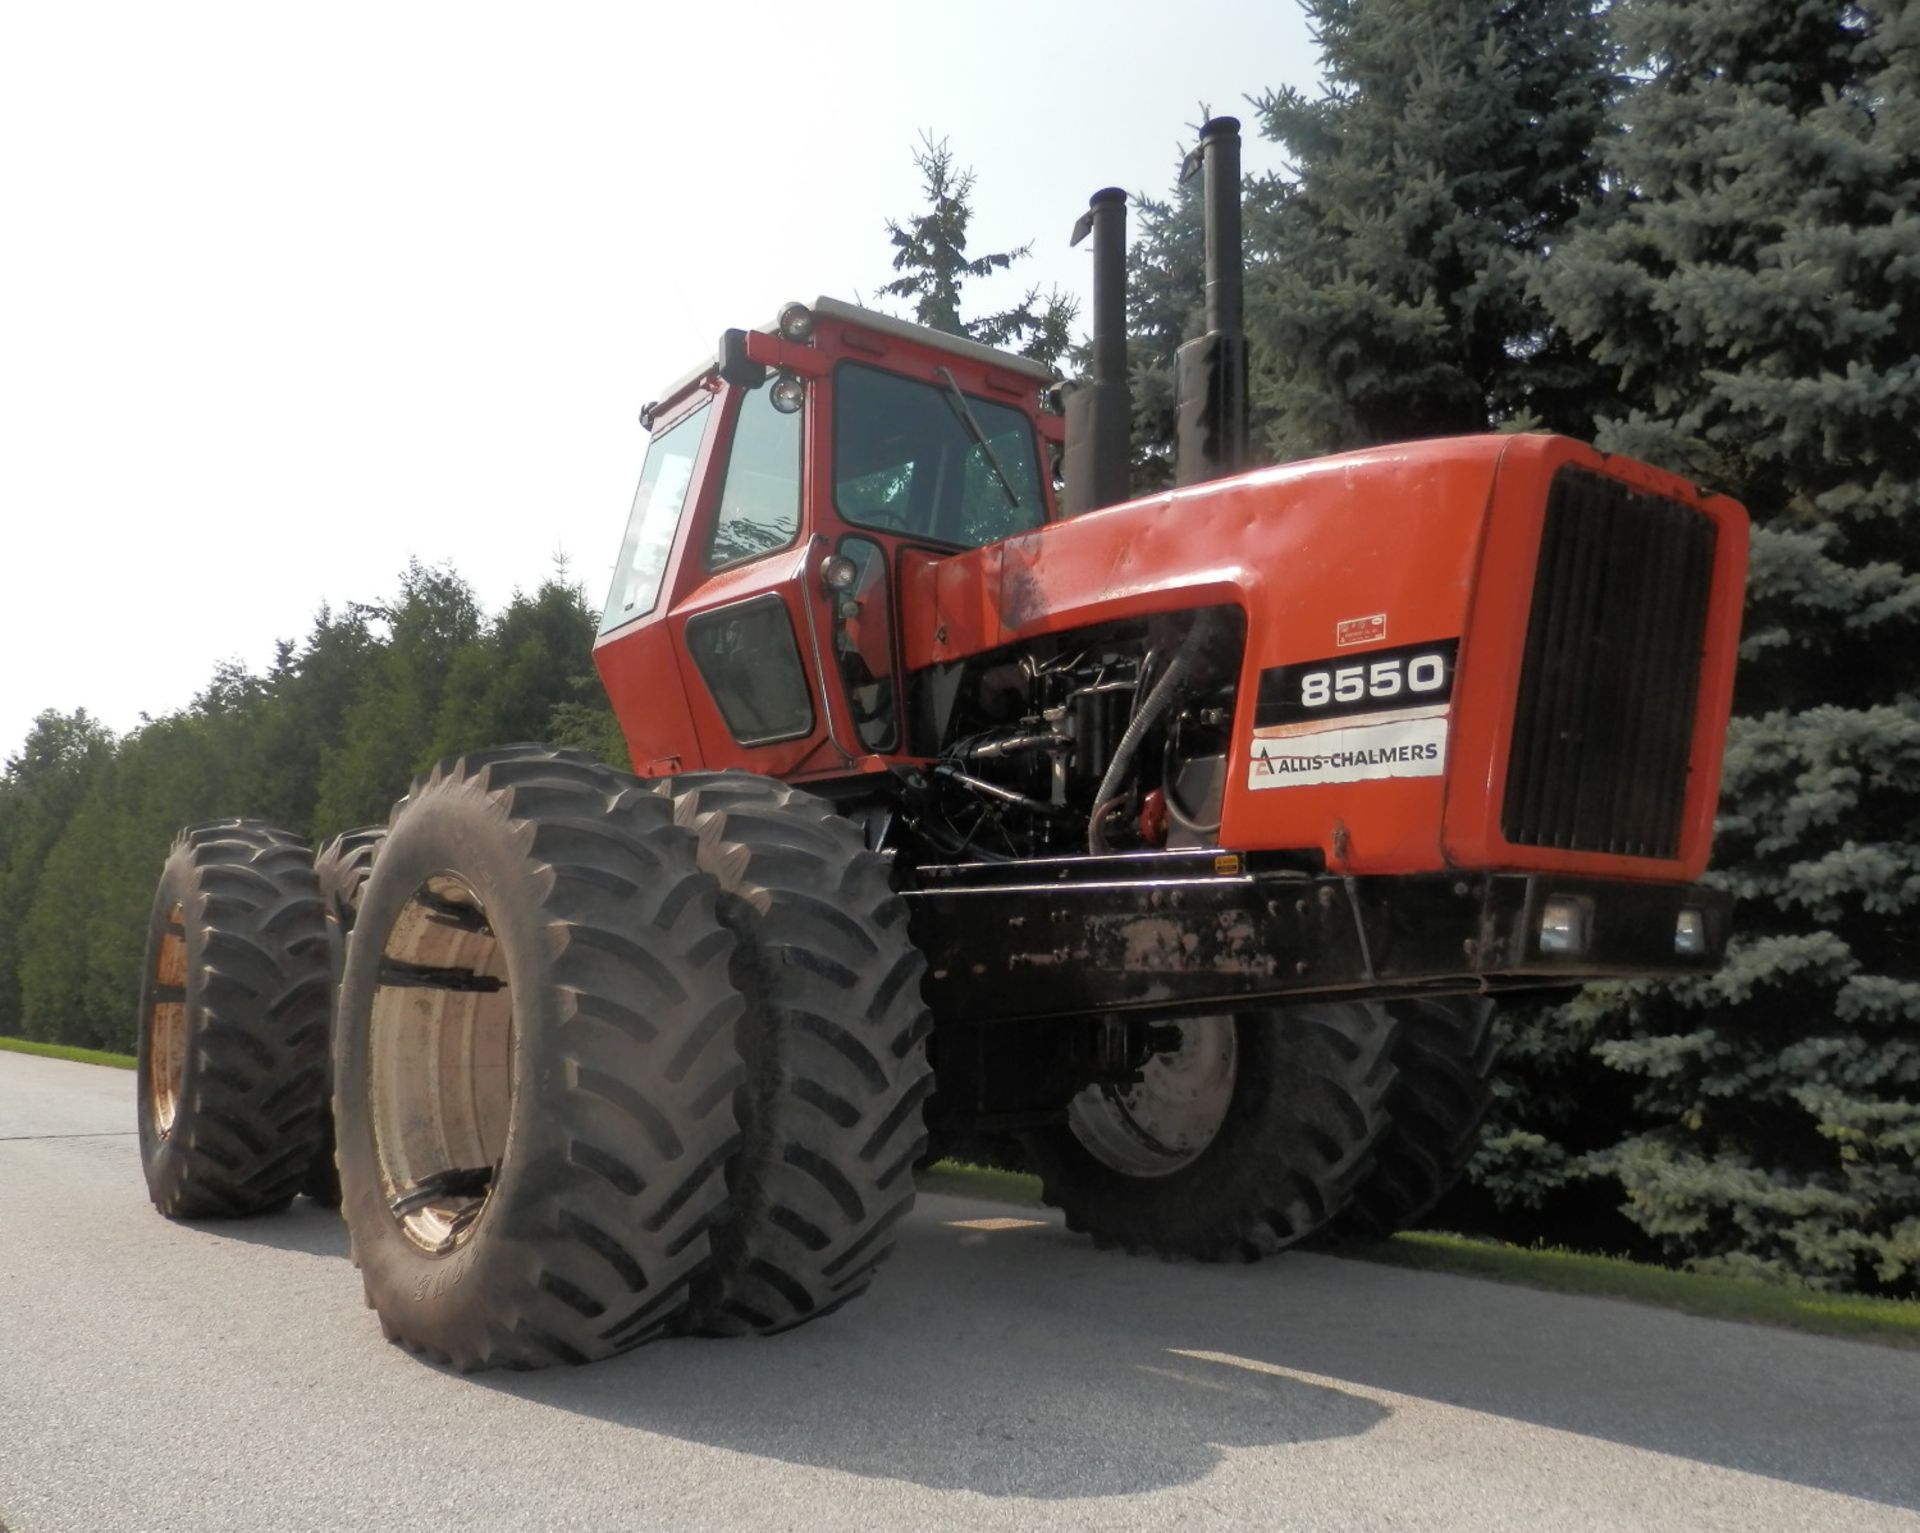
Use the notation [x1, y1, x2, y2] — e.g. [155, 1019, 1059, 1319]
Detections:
[367, 873, 513, 1254]
[1067, 1015, 1236, 1178]
[148, 902, 189, 1137]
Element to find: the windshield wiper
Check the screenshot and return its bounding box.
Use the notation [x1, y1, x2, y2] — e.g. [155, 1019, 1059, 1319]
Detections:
[935, 366, 1023, 511]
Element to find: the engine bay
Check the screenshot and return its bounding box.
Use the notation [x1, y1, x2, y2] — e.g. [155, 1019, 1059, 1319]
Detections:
[899, 608, 1245, 862]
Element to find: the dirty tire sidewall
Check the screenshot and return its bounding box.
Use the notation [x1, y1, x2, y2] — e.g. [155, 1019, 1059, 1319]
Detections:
[333, 749, 745, 1371]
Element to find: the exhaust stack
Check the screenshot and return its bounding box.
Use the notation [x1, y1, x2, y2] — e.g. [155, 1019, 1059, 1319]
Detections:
[1062, 187, 1131, 516]
[1174, 116, 1249, 486]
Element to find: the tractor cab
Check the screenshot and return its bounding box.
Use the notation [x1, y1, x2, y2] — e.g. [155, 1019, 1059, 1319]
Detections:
[594, 296, 1062, 782]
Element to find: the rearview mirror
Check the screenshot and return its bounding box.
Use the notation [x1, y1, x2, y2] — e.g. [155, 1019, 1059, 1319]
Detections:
[717, 328, 768, 389]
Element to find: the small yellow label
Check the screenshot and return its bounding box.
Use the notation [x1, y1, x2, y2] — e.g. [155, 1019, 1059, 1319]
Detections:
[1214, 854, 1242, 876]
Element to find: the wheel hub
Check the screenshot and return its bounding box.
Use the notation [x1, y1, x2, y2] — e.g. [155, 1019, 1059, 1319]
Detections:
[367, 873, 513, 1254]
[148, 902, 189, 1137]
[1067, 1015, 1236, 1178]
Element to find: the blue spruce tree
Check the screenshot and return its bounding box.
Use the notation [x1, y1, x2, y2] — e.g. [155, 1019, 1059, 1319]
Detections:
[1536, 0, 1920, 1291]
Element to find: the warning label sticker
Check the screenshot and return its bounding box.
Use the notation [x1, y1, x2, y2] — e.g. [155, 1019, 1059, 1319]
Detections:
[1336, 613, 1387, 648]
[1248, 705, 1449, 789]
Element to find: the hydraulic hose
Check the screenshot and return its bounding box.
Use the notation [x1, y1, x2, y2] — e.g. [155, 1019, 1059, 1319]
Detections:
[1088, 611, 1221, 853]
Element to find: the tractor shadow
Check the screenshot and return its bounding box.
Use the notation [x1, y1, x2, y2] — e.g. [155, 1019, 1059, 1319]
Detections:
[200, 1199, 355, 1259]
[231, 1196, 1385, 1499]
[224, 1192, 1920, 1509]
[482, 1194, 1920, 1509]
[483, 1205, 1391, 1500]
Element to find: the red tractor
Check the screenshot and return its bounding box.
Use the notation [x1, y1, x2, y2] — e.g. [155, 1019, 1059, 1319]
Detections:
[134, 119, 1747, 1371]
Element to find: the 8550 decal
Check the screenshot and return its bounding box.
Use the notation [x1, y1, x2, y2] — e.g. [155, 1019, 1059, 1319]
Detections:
[1257, 638, 1458, 727]
[1249, 638, 1459, 790]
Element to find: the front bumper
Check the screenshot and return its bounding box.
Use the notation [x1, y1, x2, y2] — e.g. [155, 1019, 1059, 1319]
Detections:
[904, 850, 1731, 1025]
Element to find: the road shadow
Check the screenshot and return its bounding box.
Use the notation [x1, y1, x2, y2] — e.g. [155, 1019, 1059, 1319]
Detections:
[481, 1214, 1390, 1499]
[191, 1199, 353, 1260]
[205, 1194, 1386, 1498]
[208, 1190, 1920, 1509]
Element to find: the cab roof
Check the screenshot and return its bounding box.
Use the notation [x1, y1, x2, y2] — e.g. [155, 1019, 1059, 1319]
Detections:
[646, 295, 1057, 420]
[806, 297, 1057, 384]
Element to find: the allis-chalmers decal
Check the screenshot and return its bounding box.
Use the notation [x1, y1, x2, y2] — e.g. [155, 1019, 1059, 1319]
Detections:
[1248, 638, 1459, 790]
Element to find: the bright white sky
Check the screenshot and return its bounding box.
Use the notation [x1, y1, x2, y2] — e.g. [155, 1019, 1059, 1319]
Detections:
[0, 2, 1317, 766]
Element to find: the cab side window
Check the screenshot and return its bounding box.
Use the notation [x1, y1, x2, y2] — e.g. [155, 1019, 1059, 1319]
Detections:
[709, 383, 802, 569]
[686, 596, 814, 745]
[600, 403, 709, 634]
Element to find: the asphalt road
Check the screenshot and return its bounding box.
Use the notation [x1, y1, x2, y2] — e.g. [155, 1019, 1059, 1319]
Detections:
[3, 1050, 1917, 1533]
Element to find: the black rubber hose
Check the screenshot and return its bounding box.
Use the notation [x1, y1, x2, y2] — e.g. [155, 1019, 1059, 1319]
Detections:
[1088, 612, 1220, 852]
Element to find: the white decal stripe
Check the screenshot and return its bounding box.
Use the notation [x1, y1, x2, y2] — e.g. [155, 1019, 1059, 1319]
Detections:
[1252, 701, 1449, 742]
[1248, 712, 1450, 789]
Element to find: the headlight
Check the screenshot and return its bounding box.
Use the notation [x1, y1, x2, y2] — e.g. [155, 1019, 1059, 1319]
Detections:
[1538, 896, 1589, 956]
[1674, 907, 1708, 957]
[820, 555, 859, 593]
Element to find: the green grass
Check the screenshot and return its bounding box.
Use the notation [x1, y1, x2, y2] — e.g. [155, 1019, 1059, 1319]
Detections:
[917, 1159, 1920, 1349]
[917, 1160, 1047, 1207]
[1368, 1231, 1920, 1348]
[0, 1036, 136, 1070]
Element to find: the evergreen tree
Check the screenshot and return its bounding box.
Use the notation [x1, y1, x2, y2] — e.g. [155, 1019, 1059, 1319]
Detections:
[1529, 0, 1920, 1291]
[879, 133, 1080, 372]
[0, 557, 625, 1050]
[1121, 183, 1205, 492]
[251, 604, 378, 837]
[0, 711, 114, 1035]
[1248, 0, 1619, 458]
[313, 560, 482, 834]
[428, 569, 621, 767]
[17, 672, 285, 1050]
[1123, 130, 1289, 491]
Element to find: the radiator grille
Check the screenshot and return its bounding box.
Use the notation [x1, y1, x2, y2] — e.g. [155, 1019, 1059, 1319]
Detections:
[1501, 467, 1717, 859]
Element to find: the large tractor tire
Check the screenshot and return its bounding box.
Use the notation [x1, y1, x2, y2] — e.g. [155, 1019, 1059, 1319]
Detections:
[1332, 996, 1498, 1240]
[302, 826, 387, 1208]
[135, 820, 333, 1218]
[665, 772, 933, 1335]
[331, 746, 746, 1371]
[1022, 1003, 1398, 1260]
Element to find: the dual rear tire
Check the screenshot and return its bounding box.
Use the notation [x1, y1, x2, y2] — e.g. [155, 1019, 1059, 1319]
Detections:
[331, 749, 749, 1369]
[135, 750, 933, 1371]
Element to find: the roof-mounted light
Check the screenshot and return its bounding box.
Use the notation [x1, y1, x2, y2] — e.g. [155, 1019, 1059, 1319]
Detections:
[777, 302, 815, 342]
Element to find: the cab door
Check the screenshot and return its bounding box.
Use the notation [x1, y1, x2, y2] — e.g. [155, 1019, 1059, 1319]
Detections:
[661, 374, 844, 777]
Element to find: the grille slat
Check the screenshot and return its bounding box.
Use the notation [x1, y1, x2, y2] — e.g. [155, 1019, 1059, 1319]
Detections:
[1501, 468, 1717, 860]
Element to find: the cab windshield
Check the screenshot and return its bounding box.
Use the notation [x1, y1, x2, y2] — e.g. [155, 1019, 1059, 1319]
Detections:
[834, 362, 1044, 548]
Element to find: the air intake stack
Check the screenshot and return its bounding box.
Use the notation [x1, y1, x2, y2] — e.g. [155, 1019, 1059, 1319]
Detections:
[1174, 116, 1249, 486]
[1063, 187, 1131, 516]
